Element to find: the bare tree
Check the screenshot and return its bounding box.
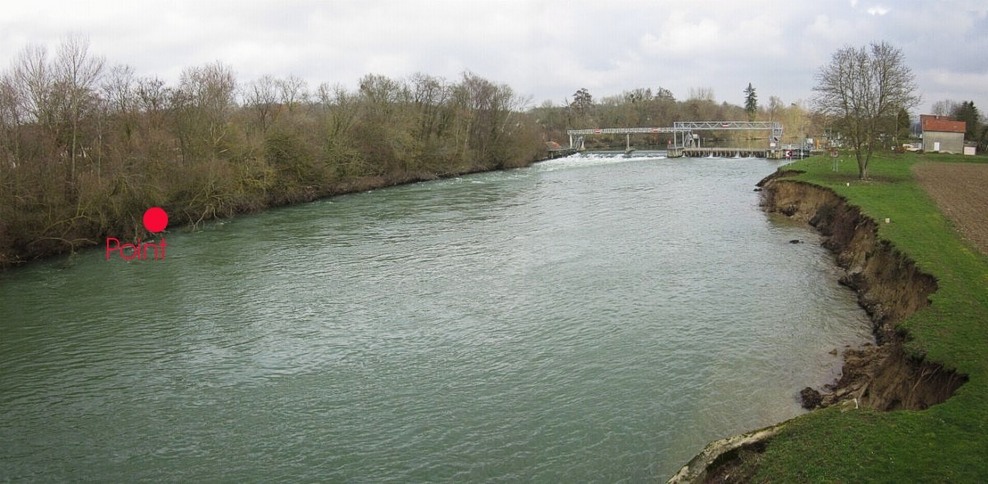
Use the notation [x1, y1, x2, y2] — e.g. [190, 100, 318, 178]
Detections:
[409, 72, 449, 142]
[101, 64, 135, 115]
[277, 75, 308, 112]
[931, 99, 957, 117]
[688, 87, 715, 102]
[91, 64, 134, 178]
[316, 82, 364, 176]
[456, 72, 520, 166]
[316, 82, 357, 138]
[813, 41, 919, 179]
[54, 35, 105, 181]
[244, 75, 279, 133]
[174, 61, 237, 161]
[12, 44, 55, 128]
[179, 61, 236, 116]
[767, 96, 784, 129]
[0, 75, 24, 172]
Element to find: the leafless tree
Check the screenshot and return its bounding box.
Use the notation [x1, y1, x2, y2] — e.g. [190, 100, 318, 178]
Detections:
[688, 87, 715, 102]
[101, 64, 135, 115]
[813, 41, 919, 179]
[135, 76, 169, 122]
[316, 82, 357, 138]
[456, 72, 520, 166]
[277, 75, 308, 112]
[0, 75, 23, 173]
[930, 99, 958, 117]
[244, 75, 278, 133]
[54, 35, 105, 181]
[174, 61, 237, 161]
[409, 73, 449, 141]
[12, 44, 55, 128]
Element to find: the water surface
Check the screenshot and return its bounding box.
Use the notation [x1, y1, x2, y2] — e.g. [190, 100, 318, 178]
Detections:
[0, 153, 872, 481]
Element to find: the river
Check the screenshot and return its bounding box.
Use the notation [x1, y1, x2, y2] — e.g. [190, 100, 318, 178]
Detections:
[0, 153, 872, 481]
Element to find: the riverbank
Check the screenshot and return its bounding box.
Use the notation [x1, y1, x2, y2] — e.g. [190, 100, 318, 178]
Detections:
[0, 53, 546, 271]
[0, 161, 539, 270]
[671, 152, 988, 482]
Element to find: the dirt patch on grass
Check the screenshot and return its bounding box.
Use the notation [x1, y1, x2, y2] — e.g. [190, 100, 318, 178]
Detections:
[914, 162, 988, 255]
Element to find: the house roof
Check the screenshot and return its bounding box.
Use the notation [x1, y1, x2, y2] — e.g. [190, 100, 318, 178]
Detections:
[921, 115, 966, 134]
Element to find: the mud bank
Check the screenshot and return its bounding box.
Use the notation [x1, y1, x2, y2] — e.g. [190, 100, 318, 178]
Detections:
[669, 171, 967, 483]
[760, 176, 967, 409]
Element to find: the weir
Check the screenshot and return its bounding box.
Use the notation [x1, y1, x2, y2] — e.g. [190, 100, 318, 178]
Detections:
[567, 121, 784, 158]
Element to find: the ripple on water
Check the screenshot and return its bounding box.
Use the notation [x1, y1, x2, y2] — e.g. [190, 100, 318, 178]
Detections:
[0, 157, 873, 481]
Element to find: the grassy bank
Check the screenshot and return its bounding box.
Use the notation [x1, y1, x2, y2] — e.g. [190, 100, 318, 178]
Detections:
[746, 152, 988, 481]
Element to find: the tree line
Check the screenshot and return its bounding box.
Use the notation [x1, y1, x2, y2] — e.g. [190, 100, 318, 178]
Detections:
[532, 84, 817, 150]
[0, 37, 544, 267]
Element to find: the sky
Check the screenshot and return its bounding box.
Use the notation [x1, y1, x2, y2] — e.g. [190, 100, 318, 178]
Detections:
[1, 0, 986, 116]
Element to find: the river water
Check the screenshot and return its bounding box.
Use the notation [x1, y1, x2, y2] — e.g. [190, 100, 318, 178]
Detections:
[0, 153, 872, 481]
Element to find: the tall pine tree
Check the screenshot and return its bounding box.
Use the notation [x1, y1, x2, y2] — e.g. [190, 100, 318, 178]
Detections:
[744, 83, 757, 121]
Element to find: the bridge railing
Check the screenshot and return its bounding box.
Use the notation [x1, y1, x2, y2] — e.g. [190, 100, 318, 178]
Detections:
[567, 127, 679, 135]
[565, 121, 784, 151]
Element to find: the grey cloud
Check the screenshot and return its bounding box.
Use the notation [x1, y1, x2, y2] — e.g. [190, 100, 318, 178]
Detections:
[0, 0, 984, 114]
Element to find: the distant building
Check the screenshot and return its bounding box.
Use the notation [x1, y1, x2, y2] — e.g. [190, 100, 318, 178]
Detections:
[920, 115, 966, 153]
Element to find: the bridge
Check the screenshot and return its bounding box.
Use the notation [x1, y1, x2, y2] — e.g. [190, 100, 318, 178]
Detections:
[562, 121, 785, 158]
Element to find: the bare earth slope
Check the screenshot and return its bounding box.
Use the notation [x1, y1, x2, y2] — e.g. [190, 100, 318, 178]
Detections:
[914, 162, 988, 255]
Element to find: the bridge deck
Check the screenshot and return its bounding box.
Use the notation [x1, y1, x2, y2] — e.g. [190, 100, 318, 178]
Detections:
[567, 121, 782, 136]
[566, 121, 784, 153]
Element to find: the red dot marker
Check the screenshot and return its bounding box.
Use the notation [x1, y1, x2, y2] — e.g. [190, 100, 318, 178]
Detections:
[143, 207, 168, 233]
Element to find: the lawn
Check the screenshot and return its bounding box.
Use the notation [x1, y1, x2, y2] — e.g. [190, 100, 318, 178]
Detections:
[749, 152, 988, 481]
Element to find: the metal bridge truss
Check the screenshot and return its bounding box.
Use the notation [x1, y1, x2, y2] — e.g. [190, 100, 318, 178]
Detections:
[566, 121, 783, 150]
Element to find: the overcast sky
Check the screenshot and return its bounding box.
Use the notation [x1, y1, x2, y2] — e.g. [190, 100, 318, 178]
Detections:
[2, 0, 986, 116]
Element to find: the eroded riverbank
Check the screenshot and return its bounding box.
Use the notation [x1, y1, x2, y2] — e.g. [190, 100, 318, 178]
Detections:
[670, 169, 969, 482]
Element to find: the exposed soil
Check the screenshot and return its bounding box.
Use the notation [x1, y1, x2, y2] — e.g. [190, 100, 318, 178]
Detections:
[913, 162, 988, 255]
[670, 172, 970, 483]
[759, 178, 966, 410]
[823, 342, 968, 411]
[761, 179, 938, 337]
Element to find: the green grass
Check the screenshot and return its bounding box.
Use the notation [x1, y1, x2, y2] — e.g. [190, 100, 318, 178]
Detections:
[750, 152, 988, 481]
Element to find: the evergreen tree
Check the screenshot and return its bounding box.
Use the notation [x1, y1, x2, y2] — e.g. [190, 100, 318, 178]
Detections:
[744, 83, 757, 121]
[570, 88, 593, 114]
[896, 107, 911, 144]
[951, 101, 981, 141]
